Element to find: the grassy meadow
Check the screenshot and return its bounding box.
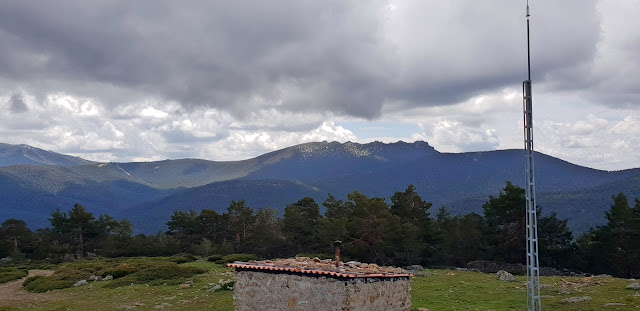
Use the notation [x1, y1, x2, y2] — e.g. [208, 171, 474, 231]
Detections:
[1, 257, 639, 311]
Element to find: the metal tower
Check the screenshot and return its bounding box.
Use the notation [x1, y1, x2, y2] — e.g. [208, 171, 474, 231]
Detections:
[523, 1, 541, 310]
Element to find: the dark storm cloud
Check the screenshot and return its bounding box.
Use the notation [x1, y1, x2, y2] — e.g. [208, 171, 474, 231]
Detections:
[9, 92, 28, 113]
[0, 0, 607, 119]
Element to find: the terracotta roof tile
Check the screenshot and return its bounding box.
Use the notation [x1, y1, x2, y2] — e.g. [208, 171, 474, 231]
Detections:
[228, 257, 412, 278]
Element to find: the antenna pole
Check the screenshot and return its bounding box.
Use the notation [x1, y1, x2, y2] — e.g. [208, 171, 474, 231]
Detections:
[523, 1, 541, 310]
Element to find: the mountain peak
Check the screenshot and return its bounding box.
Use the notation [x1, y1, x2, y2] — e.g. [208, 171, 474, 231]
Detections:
[0, 142, 96, 167]
[287, 140, 437, 159]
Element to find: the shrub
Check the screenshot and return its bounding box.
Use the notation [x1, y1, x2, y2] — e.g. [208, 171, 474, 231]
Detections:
[0, 268, 28, 284]
[217, 254, 257, 264]
[22, 266, 91, 293]
[169, 253, 198, 264]
[104, 263, 207, 288]
[207, 255, 224, 262]
[22, 276, 74, 293]
[101, 263, 138, 279]
[220, 280, 235, 291]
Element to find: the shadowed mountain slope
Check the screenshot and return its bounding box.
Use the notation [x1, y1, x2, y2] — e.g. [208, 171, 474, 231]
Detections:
[0, 141, 638, 234]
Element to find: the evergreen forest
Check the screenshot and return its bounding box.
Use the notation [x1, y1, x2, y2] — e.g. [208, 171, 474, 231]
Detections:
[1, 182, 639, 279]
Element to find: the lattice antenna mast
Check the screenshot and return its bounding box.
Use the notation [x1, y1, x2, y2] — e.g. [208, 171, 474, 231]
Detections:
[523, 1, 542, 310]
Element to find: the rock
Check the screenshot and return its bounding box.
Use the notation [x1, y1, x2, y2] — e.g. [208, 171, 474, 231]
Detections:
[74, 280, 88, 287]
[0, 257, 12, 264]
[455, 268, 468, 271]
[496, 270, 516, 282]
[88, 275, 103, 281]
[558, 288, 571, 295]
[417, 308, 430, 311]
[154, 303, 172, 309]
[208, 284, 222, 292]
[103, 274, 113, 281]
[179, 283, 190, 289]
[626, 283, 640, 290]
[604, 303, 626, 306]
[86, 252, 97, 259]
[345, 261, 362, 268]
[563, 296, 591, 303]
[595, 274, 612, 278]
[404, 265, 424, 271]
[413, 271, 429, 277]
[182, 280, 194, 285]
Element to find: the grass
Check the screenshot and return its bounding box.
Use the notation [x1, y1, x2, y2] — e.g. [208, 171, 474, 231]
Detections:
[1, 258, 639, 310]
[0, 268, 28, 284]
[411, 270, 640, 311]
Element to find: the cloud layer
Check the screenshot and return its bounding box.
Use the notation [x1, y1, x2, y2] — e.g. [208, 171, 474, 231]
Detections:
[0, 0, 639, 170]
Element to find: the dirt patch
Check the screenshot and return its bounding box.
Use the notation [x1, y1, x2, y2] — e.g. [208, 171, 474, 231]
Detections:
[0, 270, 63, 308]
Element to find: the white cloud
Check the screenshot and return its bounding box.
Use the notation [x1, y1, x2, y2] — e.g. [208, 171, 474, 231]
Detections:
[537, 113, 640, 170]
[0, 1, 639, 171]
[140, 106, 169, 119]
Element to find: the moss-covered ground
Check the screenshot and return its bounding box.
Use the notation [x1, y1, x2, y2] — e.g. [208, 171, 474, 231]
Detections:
[0, 258, 638, 310]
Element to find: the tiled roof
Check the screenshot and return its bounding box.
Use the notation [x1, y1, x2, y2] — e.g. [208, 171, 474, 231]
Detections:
[228, 258, 412, 278]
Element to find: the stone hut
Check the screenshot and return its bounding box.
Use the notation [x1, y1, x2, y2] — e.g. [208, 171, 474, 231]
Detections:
[228, 257, 412, 311]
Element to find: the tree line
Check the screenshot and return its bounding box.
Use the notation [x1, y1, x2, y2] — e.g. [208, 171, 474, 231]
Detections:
[1, 182, 639, 278]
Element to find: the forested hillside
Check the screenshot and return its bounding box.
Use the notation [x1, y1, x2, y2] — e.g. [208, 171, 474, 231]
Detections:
[0, 141, 638, 233]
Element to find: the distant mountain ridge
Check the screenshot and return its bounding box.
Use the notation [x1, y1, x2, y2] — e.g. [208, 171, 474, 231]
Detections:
[0, 141, 638, 234]
[0, 143, 96, 167]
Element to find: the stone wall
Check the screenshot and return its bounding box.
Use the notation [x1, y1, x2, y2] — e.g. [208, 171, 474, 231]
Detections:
[233, 270, 411, 311]
[467, 260, 576, 276]
[467, 260, 526, 275]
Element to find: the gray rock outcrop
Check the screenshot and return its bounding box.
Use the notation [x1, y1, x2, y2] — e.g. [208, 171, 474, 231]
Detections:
[626, 283, 640, 290]
[496, 270, 516, 282]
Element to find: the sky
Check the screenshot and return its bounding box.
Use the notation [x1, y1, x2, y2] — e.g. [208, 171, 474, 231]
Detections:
[0, 0, 639, 171]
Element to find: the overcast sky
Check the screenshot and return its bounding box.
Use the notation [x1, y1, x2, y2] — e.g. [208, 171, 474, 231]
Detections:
[0, 0, 639, 170]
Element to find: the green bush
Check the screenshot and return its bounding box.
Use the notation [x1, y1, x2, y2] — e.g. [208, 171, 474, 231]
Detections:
[101, 263, 138, 279]
[169, 253, 198, 264]
[0, 268, 28, 283]
[22, 266, 91, 293]
[104, 263, 207, 288]
[217, 253, 257, 264]
[22, 275, 74, 293]
[219, 280, 235, 291]
[206, 255, 224, 262]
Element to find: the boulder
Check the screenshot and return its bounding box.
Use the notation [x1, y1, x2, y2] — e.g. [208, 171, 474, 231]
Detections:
[74, 280, 88, 287]
[563, 296, 591, 303]
[496, 270, 516, 282]
[626, 283, 640, 290]
[103, 274, 114, 281]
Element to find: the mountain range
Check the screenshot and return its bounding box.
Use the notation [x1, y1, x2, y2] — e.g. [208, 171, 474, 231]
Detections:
[0, 141, 638, 234]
